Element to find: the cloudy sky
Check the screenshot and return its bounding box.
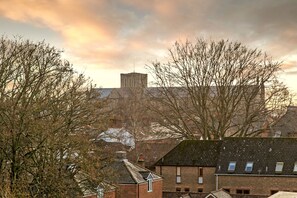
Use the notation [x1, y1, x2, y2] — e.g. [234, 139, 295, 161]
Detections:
[0, 0, 296, 92]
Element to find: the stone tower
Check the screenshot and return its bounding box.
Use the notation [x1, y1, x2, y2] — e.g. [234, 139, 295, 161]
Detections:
[120, 72, 147, 88]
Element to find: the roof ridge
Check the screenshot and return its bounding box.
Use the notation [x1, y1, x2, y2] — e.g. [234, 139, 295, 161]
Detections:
[122, 161, 138, 184]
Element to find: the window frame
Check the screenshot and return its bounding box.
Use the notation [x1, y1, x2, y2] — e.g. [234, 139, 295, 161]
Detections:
[228, 161, 236, 172]
[236, 189, 250, 194]
[245, 162, 254, 173]
[275, 162, 284, 173]
[147, 178, 153, 192]
[294, 162, 297, 173]
[184, 187, 190, 192]
[198, 167, 203, 184]
[176, 166, 181, 183]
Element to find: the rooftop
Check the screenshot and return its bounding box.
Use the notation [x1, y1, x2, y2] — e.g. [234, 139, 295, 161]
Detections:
[155, 140, 222, 167]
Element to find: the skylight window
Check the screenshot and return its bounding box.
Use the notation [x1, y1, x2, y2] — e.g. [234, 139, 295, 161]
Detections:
[275, 162, 284, 173]
[228, 161, 236, 172]
[245, 162, 254, 173]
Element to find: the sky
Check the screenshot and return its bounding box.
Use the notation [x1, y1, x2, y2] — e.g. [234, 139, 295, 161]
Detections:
[0, 0, 296, 93]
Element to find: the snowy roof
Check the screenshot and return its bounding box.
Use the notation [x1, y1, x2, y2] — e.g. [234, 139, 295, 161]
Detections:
[206, 189, 232, 198]
[97, 128, 135, 147]
[268, 191, 297, 198]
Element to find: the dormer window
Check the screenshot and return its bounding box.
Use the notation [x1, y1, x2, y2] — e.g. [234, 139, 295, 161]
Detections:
[245, 162, 254, 173]
[294, 162, 297, 173]
[146, 173, 153, 192]
[147, 178, 153, 192]
[228, 161, 236, 172]
[275, 162, 284, 173]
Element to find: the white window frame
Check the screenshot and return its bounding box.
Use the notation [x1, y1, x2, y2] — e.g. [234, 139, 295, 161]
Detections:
[245, 162, 253, 173]
[198, 167, 203, 184]
[147, 178, 153, 192]
[176, 167, 181, 183]
[294, 162, 297, 173]
[275, 162, 284, 173]
[228, 161, 236, 172]
[198, 177, 203, 184]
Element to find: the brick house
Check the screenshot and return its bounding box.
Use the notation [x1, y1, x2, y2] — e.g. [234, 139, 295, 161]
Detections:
[155, 138, 297, 197]
[108, 151, 163, 198]
[155, 140, 222, 193]
[216, 138, 297, 196]
[74, 171, 116, 198]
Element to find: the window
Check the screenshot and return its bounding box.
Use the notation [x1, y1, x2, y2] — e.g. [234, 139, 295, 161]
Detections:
[243, 190, 250, 194]
[176, 187, 181, 192]
[294, 162, 297, 173]
[184, 188, 190, 192]
[197, 188, 203, 192]
[271, 190, 278, 195]
[97, 187, 104, 198]
[223, 188, 230, 193]
[245, 162, 254, 173]
[275, 162, 284, 173]
[228, 162, 236, 172]
[176, 167, 181, 183]
[199, 167, 203, 176]
[147, 178, 153, 192]
[198, 167, 203, 184]
[236, 189, 250, 194]
[198, 177, 203, 184]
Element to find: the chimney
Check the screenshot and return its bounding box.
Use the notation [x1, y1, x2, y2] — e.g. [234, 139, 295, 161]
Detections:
[115, 151, 127, 162]
[137, 153, 145, 167]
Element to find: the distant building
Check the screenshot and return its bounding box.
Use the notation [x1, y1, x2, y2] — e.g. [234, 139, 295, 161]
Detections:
[155, 138, 297, 197]
[270, 106, 297, 137]
[120, 72, 147, 88]
[97, 73, 266, 139]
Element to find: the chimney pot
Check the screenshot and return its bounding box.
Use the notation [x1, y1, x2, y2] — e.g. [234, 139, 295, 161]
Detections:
[115, 151, 127, 161]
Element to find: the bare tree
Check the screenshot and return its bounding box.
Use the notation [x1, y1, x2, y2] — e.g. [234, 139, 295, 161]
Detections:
[0, 37, 109, 196]
[148, 38, 291, 140]
[116, 87, 152, 140]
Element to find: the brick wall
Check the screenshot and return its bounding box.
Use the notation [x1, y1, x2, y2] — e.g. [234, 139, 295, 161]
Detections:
[156, 166, 216, 193]
[117, 184, 137, 198]
[84, 190, 115, 198]
[139, 179, 163, 198]
[218, 175, 297, 196]
[116, 179, 162, 198]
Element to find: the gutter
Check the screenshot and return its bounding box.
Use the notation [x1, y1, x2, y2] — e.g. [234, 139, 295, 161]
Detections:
[216, 174, 219, 191]
[215, 173, 297, 177]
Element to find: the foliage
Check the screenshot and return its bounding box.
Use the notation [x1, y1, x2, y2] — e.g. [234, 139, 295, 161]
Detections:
[148, 38, 291, 139]
[0, 37, 108, 197]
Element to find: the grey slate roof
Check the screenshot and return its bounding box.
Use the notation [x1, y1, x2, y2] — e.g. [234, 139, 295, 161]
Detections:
[155, 140, 222, 167]
[109, 158, 162, 184]
[128, 138, 182, 169]
[216, 138, 297, 176]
